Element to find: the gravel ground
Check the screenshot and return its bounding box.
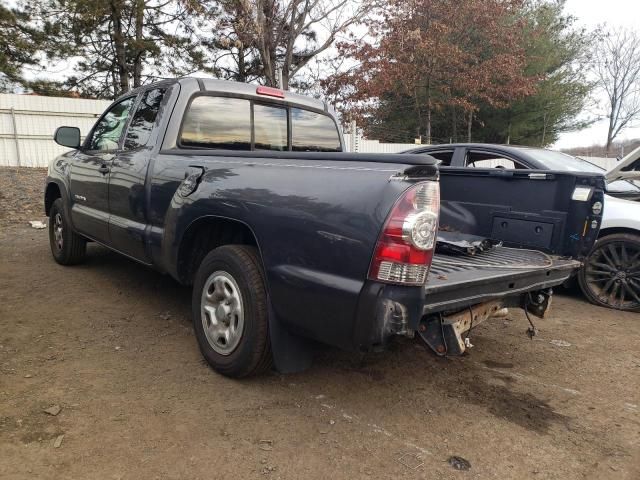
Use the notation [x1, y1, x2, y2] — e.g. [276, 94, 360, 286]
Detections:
[1, 167, 639, 479]
[0, 167, 48, 227]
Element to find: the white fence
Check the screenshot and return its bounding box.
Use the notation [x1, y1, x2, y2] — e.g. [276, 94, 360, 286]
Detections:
[343, 133, 417, 153]
[577, 156, 619, 171]
[0, 93, 110, 168]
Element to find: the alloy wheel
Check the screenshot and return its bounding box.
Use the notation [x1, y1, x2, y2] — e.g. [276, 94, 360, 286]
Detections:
[584, 241, 640, 310]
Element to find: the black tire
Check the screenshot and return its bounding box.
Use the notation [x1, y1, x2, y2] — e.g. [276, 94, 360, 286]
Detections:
[48, 198, 86, 265]
[578, 233, 640, 312]
[191, 245, 272, 378]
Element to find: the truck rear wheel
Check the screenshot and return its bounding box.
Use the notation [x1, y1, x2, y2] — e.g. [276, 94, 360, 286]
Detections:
[48, 198, 86, 265]
[578, 233, 640, 312]
[191, 245, 272, 378]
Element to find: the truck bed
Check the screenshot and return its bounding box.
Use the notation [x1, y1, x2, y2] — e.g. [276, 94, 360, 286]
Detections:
[423, 246, 579, 313]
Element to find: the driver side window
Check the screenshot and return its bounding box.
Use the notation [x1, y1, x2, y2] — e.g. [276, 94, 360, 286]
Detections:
[88, 97, 135, 151]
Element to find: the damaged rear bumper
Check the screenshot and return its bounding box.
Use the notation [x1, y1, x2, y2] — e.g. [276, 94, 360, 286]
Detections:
[353, 250, 576, 352]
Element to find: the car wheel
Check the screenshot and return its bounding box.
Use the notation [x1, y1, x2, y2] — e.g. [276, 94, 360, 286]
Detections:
[48, 198, 87, 265]
[578, 233, 640, 312]
[191, 245, 272, 378]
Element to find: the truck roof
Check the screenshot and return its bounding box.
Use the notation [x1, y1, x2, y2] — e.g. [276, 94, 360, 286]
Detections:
[119, 77, 330, 113]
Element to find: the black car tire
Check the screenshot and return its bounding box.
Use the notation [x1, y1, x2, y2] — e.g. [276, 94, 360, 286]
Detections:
[48, 198, 87, 265]
[578, 233, 640, 312]
[191, 245, 272, 378]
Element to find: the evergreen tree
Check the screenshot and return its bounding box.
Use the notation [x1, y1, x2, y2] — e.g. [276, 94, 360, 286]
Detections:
[0, 2, 43, 91]
[32, 0, 203, 99]
[476, 0, 593, 146]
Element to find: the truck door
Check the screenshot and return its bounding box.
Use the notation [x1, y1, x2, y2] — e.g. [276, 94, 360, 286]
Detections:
[69, 97, 135, 243]
[108, 87, 167, 262]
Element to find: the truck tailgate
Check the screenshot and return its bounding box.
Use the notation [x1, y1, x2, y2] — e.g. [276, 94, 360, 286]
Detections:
[423, 246, 579, 313]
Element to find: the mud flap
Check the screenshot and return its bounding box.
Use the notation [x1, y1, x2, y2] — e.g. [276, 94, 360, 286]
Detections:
[268, 299, 313, 374]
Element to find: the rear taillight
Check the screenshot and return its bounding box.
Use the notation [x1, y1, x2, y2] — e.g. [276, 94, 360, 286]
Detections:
[368, 182, 439, 285]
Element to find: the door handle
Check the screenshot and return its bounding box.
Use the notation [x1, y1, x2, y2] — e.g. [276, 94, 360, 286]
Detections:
[98, 164, 110, 174]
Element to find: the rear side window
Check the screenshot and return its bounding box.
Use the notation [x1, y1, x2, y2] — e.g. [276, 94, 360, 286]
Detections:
[254, 104, 288, 151]
[427, 150, 454, 166]
[125, 88, 165, 150]
[291, 108, 341, 152]
[180, 97, 251, 150]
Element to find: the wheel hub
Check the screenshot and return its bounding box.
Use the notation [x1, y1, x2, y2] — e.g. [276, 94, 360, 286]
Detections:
[53, 213, 64, 251]
[201, 271, 244, 355]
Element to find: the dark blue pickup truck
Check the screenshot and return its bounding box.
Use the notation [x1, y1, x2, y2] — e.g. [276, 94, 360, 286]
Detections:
[45, 78, 605, 377]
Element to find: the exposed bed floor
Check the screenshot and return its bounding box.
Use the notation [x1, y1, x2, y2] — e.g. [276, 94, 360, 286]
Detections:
[423, 245, 581, 312]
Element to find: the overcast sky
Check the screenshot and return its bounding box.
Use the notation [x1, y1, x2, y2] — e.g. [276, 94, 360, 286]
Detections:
[554, 0, 640, 150]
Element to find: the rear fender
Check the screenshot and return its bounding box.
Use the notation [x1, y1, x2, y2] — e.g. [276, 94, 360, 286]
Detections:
[169, 212, 315, 373]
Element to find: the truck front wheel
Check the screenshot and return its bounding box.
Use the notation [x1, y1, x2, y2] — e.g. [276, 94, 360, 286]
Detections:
[48, 198, 86, 265]
[191, 245, 272, 378]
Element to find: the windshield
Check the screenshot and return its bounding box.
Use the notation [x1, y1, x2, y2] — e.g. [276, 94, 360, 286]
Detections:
[522, 148, 640, 193]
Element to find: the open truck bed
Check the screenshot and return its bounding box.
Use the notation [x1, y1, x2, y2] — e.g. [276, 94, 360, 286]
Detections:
[411, 167, 605, 358]
[424, 246, 579, 313]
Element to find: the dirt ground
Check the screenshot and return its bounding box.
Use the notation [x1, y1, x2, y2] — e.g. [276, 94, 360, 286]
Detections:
[1, 167, 639, 479]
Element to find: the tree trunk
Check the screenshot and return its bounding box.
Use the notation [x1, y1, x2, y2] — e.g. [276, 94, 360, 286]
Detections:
[133, 0, 144, 88]
[111, 0, 129, 95]
[426, 79, 431, 144]
[281, 1, 299, 91]
[467, 110, 473, 142]
[414, 87, 423, 142]
[606, 121, 614, 153]
[255, 0, 277, 87]
[452, 106, 457, 142]
[237, 45, 246, 83]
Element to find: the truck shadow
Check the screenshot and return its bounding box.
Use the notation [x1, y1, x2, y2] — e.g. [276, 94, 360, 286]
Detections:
[314, 344, 573, 436]
[81, 244, 192, 320]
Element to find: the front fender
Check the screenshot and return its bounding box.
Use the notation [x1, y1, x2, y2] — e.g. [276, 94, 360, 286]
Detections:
[45, 152, 75, 226]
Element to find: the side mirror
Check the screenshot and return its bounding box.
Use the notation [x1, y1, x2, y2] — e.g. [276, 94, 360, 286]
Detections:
[54, 126, 81, 149]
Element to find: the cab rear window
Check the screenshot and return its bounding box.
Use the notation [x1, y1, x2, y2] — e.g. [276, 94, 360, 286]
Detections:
[254, 104, 288, 151]
[291, 108, 341, 152]
[179, 96, 341, 152]
[180, 97, 251, 150]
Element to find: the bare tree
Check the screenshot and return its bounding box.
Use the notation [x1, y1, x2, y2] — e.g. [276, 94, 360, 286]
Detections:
[593, 28, 640, 152]
[242, 0, 367, 89]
